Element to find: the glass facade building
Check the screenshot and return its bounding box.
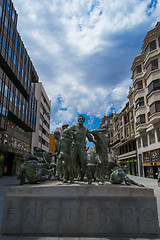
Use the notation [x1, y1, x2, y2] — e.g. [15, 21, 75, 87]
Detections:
[0, 0, 39, 175]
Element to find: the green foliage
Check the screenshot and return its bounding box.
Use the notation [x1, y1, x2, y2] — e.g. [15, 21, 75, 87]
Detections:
[13, 156, 24, 164]
[114, 101, 129, 122]
[102, 113, 113, 121]
[0, 156, 4, 166]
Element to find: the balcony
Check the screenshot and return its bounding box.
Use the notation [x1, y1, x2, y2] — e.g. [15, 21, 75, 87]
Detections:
[117, 150, 137, 161]
[148, 90, 160, 106]
[132, 72, 145, 85]
[135, 106, 146, 118]
[149, 112, 160, 125]
[143, 48, 159, 67]
[136, 123, 147, 133]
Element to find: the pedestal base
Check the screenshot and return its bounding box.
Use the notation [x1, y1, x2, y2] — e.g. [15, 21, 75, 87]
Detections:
[1, 181, 159, 237]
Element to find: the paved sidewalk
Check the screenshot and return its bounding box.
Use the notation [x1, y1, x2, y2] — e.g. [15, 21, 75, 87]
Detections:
[0, 175, 160, 240]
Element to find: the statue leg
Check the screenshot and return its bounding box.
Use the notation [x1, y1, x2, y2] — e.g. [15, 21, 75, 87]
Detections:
[87, 165, 92, 184]
[69, 147, 78, 183]
[79, 148, 87, 181]
[63, 160, 69, 183]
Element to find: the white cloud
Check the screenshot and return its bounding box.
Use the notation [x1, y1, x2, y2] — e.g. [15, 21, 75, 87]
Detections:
[13, 0, 159, 130]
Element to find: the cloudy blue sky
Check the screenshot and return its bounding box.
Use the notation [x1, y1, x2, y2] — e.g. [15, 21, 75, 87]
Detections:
[13, 0, 159, 132]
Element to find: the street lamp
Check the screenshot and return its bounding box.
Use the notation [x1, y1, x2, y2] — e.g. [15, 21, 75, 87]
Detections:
[41, 111, 49, 152]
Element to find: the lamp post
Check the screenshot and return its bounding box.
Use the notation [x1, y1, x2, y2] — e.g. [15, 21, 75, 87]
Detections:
[41, 111, 49, 152]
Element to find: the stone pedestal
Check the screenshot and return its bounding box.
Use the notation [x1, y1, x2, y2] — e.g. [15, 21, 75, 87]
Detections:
[1, 181, 159, 237]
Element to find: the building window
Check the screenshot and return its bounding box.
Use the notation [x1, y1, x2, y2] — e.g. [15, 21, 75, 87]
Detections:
[2, 36, 6, 49]
[0, 79, 2, 92]
[136, 114, 146, 125]
[145, 40, 157, 56]
[148, 79, 160, 95]
[10, 27, 14, 39]
[0, 5, 2, 18]
[143, 152, 149, 162]
[149, 131, 155, 145]
[4, 85, 8, 97]
[142, 135, 148, 147]
[2, 106, 6, 116]
[6, 0, 10, 11]
[133, 64, 142, 77]
[4, 16, 8, 29]
[135, 97, 144, 108]
[134, 80, 143, 92]
[8, 46, 12, 57]
[12, 10, 15, 23]
[157, 128, 160, 142]
[150, 101, 160, 115]
[146, 59, 158, 76]
[138, 138, 141, 148]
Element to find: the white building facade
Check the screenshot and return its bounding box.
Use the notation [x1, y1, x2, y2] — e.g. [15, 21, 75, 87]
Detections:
[131, 22, 160, 178]
[31, 82, 51, 153]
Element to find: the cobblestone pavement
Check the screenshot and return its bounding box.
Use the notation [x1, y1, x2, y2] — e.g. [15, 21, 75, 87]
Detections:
[0, 175, 160, 240]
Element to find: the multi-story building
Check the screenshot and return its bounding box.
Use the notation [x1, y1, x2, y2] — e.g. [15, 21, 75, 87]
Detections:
[31, 82, 51, 153]
[131, 22, 160, 179]
[0, 0, 38, 175]
[112, 91, 138, 175]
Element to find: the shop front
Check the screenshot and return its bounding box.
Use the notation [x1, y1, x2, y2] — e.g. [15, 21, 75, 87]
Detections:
[120, 158, 138, 175]
[142, 148, 160, 179]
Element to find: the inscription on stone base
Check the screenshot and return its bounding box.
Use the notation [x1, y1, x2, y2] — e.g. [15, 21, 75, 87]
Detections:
[2, 196, 159, 236]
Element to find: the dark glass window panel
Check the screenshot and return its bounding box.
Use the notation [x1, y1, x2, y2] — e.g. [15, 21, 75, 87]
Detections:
[148, 81, 153, 94]
[2, 36, 6, 49]
[154, 79, 160, 90]
[18, 62, 20, 72]
[13, 54, 16, 65]
[6, 0, 10, 11]
[138, 80, 143, 89]
[0, 5, 2, 18]
[156, 101, 160, 112]
[150, 40, 156, 51]
[19, 101, 21, 111]
[0, 32, 2, 43]
[15, 96, 18, 107]
[8, 46, 11, 57]
[137, 114, 146, 125]
[148, 79, 160, 94]
[0, 79, 2, 92]
[145, 44, 150, 56]
[157, 128, 160, 142]
[136, 97, 144, 108]
[25, 74, 27, 83]
[23, 54, 25, 63]
[150, 102, 156, 115]
[12, 10, 15, 22]
[19, 46, 21, 55]
[151, 59, 158, 70]
[2, 106, 6, 116]
[21, 68, 24, 78]
[136, 65, 142, 74]
[10, 28, 13, 39]
[10, 91, 12, 102]
[146, 62, 151, 75]
[5, 16, 8, 29]
[141, 114, 145, 123]
[4, 85, 8, 97]
[15, 37, 17, 48]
